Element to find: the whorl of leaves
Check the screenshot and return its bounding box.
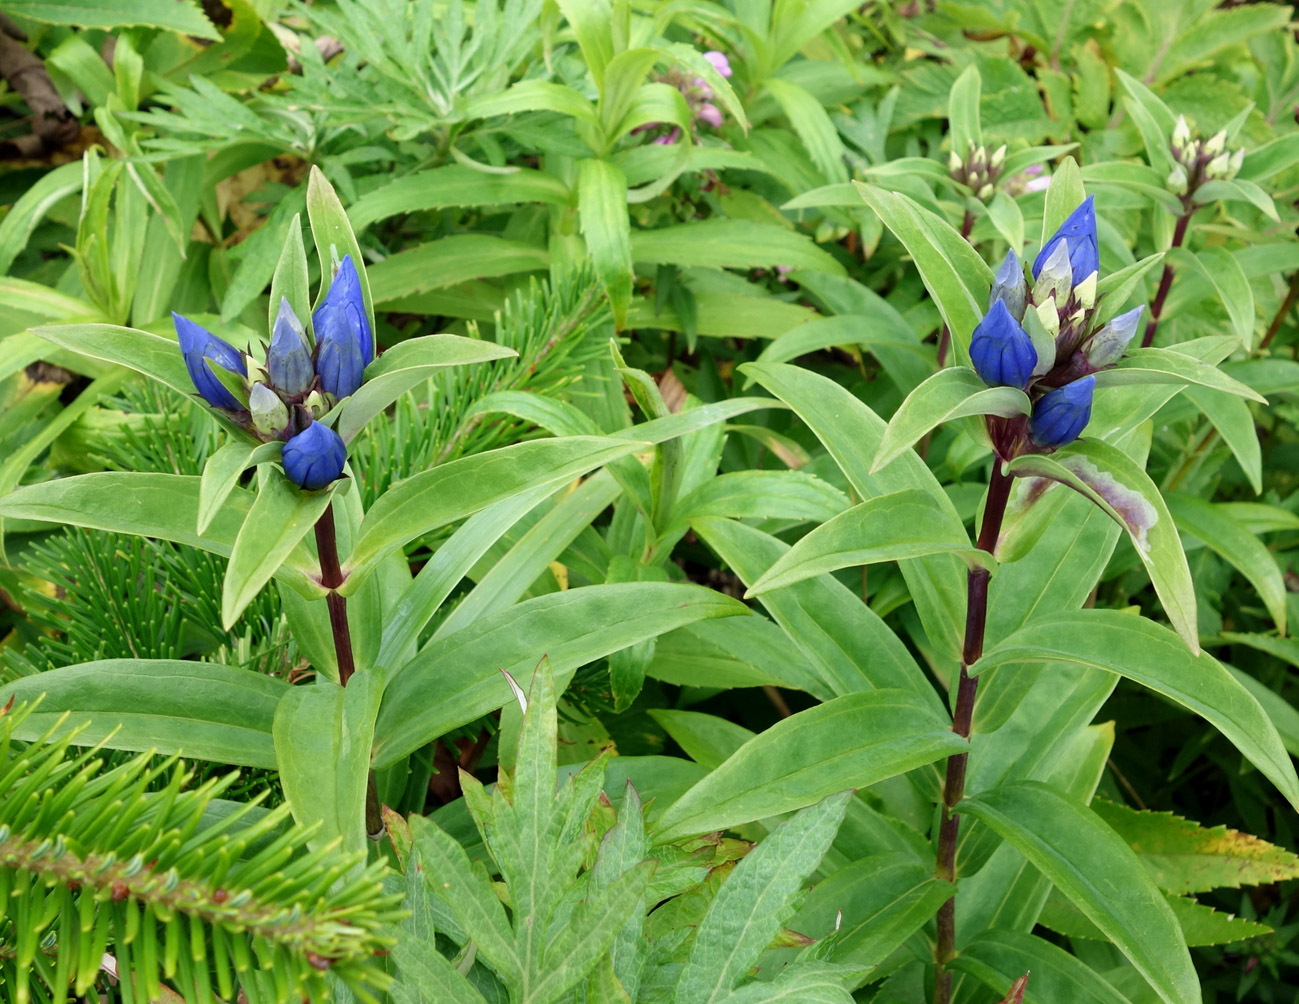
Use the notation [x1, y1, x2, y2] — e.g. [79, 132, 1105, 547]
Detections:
[0, 703, 403, 1004]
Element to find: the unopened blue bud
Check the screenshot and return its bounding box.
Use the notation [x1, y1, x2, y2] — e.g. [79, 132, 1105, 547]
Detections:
[1084, 306, 1144, 368]
[312, 255, 370, 399]
[282, 421, 347, 491]
[173, 312, 247, 411]
[988, 249, 1027, 320]
[1029, 375, 1095, 448]
[267, 297, 313, 395]
[1033, 195, 1099, 286]
[970, 299, 1037, 390]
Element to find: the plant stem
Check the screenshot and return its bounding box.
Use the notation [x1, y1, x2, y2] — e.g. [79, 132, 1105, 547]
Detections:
[313, 502, 384, 840]
[1259, 269, 1299, 352]
[932, 462, 1014, 1004]
[1140, 209, 1191, 349]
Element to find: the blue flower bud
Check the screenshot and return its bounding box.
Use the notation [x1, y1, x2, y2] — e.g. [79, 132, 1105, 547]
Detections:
[970, 299, 1037, 390]
[988, 249, 1027, 320]
[312, 255, 370, 399]
[267, 297, 313, 395]
[282, 421, 347, 491]
[1032, 195, 1099, 286]
[173, 312, 247, 411]
[1083, 306, 1144, 368]
[1029, 375, 1095, 448]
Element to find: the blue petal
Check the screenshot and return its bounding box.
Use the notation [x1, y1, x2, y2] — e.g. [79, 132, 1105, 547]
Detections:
[1032, 195, 1098, 283]
[969, 299, 1037, 389]
[267, 298, 314, 395]
[315, 309, 366, 398]
[1029, 375, 1095, 447]
[313, 254, 373, 366]
[282, 422, 347, 490]
[172, 312, 246, 410]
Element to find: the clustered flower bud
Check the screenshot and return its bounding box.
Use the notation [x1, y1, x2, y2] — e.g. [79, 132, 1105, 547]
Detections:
[948, 141, 1008, 204]
[636, 50, 731, 146]
[1168, 115, 1246, 197]
[172, 253, 372, 491]
[968, 195, 1144, 454]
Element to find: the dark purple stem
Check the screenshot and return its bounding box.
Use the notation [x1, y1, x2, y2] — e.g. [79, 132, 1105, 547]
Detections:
[1140, 209, 1191, 349]
[933, 462, 1014, 1004]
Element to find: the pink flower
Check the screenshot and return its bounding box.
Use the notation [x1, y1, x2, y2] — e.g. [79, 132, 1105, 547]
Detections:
[704, 50, 732, 78]
[652, 129, 681, 145]
[696, 103, 723, 128]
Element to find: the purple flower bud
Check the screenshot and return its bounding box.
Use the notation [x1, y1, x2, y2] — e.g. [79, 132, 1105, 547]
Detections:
[970, 299, 1037, 390]
[1032, 195, 1099, 286]
[312, 255, 370, 399]
[696, 102, 724, 128]
[312, 254, 372, 366]
[1084, 306, 1144, 368]
[173, 312, 247, 411]
[1030, 375, 1095, 447]
[282, 420, 347, 491]
[652, 129, 681, 145]
[988, 249, 1027, 320]
[267, 297, 313, 395]
[704, 50, 732, 78]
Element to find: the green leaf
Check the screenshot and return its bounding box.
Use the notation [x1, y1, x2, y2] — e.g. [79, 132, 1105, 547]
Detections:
[372, 584, 746, 768]
[1183, 386, 1261, 494]
[0, 472, 323, 598]
[349, 166, 570, 230]
[872, 368, 1030, 472]
[692, 518, 939, 706]
[222, 469, 334, 630]
[0, 161, 83, 276]
[0, 660, 285, 768]
[791, 854, 955, 970]
[0, 0, 219, 37]
[1166, 493, 1285, 633]
[647, 710, 755, 771]
[1114, 69, 1176, 174]
[669, 470, 847, 531]
[410, 814, 522, 983]
[1038, 887, 1272, 948]
[952, 930, 1137, 1004]
[197, 440, 281, 535]
[579, 159, 633, 328]
[464, 79, 595, 122]
[852, 183, 991, 352]
[306, 165, 373, 335]
[673, 792, 852, 1004]
[740, 361, 966, 663]
[1005, 439, 1198, 652]
[960, 781, 1199, 1004]
[713, 964, 856, 1004]
[390, 936, 488, 1004]
[268, 212, 311, 341]
[1041, 156, 1087, 247]
[334, 334, 517, 442]
[554, 0, 614, 83]
[342, 437, 647, 592]
[970, 610, 1299, 811]
[656, 691, 966, 840]
[947, 64, 982, 156]
[1177, 247, 1257, 349]
[754, 314, 929, 367]
[765, 77, 849, 184]
[274, 670, 382, 857]
[1094, 252, 1165, 326]
[1091, 799, 1299, 895]
[630, 220, 846, 275]
[368, 235, 550, 303]
[748, 489, 990, 596]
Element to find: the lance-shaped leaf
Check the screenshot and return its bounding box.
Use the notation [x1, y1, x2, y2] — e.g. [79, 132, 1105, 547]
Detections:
[853, 183, 990, 354]
[747, 489, 991, 596]
[872, 368, 1030, 472]
[655, 690, 966, 840]
[197, 440, 282, 535]
[0, 472, 323, 598]
[341, 436, 649, 593]
[371, 584, 746, 768]
[952, 930, 1138, 1004]
[222, 468, 335, 630]
[578, 158, 633, 328]
[960, 781, 1199, 1004]
[1006, 439, 1197, 652]
[948, 64, 982, 156]
[1094, 252, 1165, 326]
[306, 166, 374, 332]
[1096, 346, 1266, 401]
[0, 660, 286, 768]
[1167, 492, 1286, 633]
[970, 610, 1299, 811]
[331, 334, 517, 442]
[268, 212, 311, 341]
